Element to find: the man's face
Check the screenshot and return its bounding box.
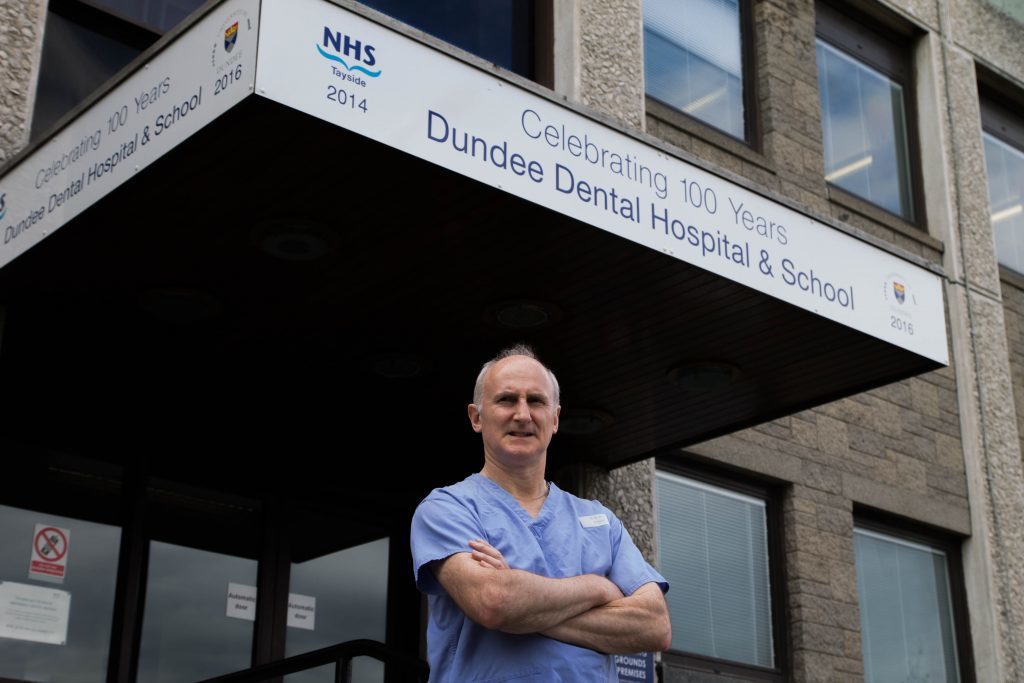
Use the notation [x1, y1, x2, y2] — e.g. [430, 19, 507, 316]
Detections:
[469, 355, 560, 468]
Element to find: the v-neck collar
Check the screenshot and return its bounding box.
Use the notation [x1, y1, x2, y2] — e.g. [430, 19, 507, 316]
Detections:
[472, 473, 557, 527]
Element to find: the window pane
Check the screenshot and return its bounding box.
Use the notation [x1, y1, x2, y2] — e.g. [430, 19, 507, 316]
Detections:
[854, 529, 960, 683]
[31, 10, 143, 138]
[136, 483, 262, 683]
[136, 541, 258, 683]
[359, 0, 534, 78]
[644, 0, 745, 139]
[656, 471, 773, 667]
[282, 518, 389, 683]
[983, 132, 1024, 274]
[84, 0, 205, 32]
[0, 505, 120, 683]
[817, 39, 915, 221]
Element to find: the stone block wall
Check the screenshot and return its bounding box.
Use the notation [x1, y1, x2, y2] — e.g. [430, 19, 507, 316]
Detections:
[0, 0, 45, 163]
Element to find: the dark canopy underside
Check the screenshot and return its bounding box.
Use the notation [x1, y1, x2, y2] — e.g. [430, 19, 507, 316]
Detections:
[0, 97, 940, 494]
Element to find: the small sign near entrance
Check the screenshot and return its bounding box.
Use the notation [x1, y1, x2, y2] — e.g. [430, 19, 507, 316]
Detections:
[0, 580, 71, 645]
[226, 582, 257, 620]
[29, 524, 70, 584]
[225, 584, 316, 630]
[287, 592, 315, 631]
[615, 653, 654, 682]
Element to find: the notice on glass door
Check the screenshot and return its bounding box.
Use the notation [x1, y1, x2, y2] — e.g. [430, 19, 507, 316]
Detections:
[0, 580, 71, 645]
[226, 582, 257, 621]
[287, 592, 315, 631]
[29, 523, 70, 584]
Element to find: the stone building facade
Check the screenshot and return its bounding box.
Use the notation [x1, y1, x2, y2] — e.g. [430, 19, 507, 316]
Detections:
[2, 0, 1024, 682]
[571, 1, 1024, 681]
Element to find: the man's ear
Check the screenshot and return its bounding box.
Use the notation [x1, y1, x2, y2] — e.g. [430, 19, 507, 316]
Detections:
[552, 405, 560, 433]
[468, 403, 483, 433]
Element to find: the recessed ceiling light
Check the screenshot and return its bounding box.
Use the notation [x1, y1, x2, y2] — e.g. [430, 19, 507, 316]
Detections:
[484, 300, 562, 329]
[667, 361, 741, 393]
[371, 353, 425, 379]
[138, 288, 222, 324]
[559, 408, 614, 435]
[251, 221, 336, 261]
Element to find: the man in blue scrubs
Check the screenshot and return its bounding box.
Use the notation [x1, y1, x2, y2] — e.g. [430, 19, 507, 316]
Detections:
[411, 345, 671, 682]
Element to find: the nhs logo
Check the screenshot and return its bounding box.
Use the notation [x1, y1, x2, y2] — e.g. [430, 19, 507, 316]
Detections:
[316, 26, 381, 78]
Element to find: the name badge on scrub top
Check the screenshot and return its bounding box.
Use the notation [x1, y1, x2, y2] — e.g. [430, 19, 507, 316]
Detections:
[578, 514, 609, 528]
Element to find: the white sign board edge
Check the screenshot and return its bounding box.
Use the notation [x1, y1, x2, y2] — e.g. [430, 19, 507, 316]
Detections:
[0, 580, 72, 646]
[0, 0, 260, 271]
[254, 0, 949, 365]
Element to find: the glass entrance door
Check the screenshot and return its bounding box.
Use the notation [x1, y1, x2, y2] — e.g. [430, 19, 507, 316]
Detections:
[0, 451, 415, 683]
[0, 453, 123, 683]
[0, 505, 121, 683]
[283, 506, 391, 683]
[134, 479, 263, 683]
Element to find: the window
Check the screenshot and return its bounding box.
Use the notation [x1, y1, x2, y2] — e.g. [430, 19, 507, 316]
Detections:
[31, 0, 205, 140]
[854, 526, 964, 683]
[643, 0, 750, 141]
[816, 3, 917, 222]
[32, 1, 542, 140]
[358, 1, 538, 79]
[656, 468, 782, 675]
[0, 453, 124, 683]
[981, 95, 1024, 274]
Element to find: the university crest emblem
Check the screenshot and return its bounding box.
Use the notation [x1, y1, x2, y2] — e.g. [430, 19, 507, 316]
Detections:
[893, 281, 906, 304]
[224, 21, 238, 53]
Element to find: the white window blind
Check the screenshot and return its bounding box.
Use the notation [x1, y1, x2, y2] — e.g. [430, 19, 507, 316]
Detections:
[854, 528, 960, 683]
[656, 471, 774, 667]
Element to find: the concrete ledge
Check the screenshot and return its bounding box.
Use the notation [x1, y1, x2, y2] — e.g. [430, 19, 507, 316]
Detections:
[843, 471, 971, 534]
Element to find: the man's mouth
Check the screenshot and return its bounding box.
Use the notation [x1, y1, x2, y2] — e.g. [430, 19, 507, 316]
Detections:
[508, 431, 534, 437]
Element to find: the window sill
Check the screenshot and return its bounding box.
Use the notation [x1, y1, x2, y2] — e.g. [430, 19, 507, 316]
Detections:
[826, 184, 943, 254]
[660, 651, 784, 682]
[645, 97, 773, 174]
[999, 265, 1024, 291]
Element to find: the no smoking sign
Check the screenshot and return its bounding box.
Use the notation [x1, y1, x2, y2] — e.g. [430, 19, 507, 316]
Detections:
[30, 524, 71, 583]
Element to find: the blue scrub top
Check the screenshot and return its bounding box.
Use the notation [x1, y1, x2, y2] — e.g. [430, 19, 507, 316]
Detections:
[410, 473, 668, 682]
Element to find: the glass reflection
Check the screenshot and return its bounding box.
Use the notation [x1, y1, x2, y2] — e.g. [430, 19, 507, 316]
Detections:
[817, 39, 914, 221]
[285, 537, 390, 683]
[983, 133, 1024, 274]
[644, 0, 745, 139]
[359, 1, 534, 77]
[136, 541, 257, 683]
[0, 505, 120, 683]
[31, 10, 141, 138]
[83, 0, 205, 33]
[854, 529, 959, 683]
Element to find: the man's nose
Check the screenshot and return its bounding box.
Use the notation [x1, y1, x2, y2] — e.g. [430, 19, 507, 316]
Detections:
[513, 397, 532, 420]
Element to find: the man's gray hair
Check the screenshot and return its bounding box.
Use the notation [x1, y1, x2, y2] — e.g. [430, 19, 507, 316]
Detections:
[472, 344, 560, 408]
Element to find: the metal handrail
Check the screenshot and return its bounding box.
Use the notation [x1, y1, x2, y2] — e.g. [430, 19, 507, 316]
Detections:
[192, 639, 429, 683]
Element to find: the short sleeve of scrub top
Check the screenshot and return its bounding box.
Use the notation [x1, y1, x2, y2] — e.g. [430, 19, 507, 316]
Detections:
[410, 489, 485, 595]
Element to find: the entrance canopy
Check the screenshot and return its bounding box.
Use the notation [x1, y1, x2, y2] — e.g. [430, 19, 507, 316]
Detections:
[0, 0, 947, 473]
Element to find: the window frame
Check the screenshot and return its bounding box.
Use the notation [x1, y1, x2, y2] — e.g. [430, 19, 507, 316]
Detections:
[655, 457, 788, 682]
[979, 76, 1024, 279]
[815, 1, 924, 227]
[853, 509, 976, 683]
[642, 0, 760, 148]
[982, 96, 1024, 151]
